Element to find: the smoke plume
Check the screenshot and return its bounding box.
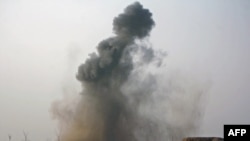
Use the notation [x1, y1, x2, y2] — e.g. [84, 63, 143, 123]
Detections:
[51, 2, 208, 141]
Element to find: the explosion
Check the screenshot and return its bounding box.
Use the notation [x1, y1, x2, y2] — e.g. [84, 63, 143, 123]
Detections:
[51, 2, 208, 141]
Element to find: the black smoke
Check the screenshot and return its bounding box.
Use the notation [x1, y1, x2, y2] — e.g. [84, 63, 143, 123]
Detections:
[76, 1, 154, 83]
[51, 2, 208, 141]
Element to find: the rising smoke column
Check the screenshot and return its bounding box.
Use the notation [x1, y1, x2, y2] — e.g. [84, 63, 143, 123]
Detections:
[52, 2, 208, 141]
[61, 2, 154, 141]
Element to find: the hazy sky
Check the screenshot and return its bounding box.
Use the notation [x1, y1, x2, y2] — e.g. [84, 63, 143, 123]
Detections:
[0, 0, 249, 140]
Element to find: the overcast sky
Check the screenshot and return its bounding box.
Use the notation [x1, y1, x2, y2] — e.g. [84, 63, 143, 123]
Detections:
[0, 0, 249, 140]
